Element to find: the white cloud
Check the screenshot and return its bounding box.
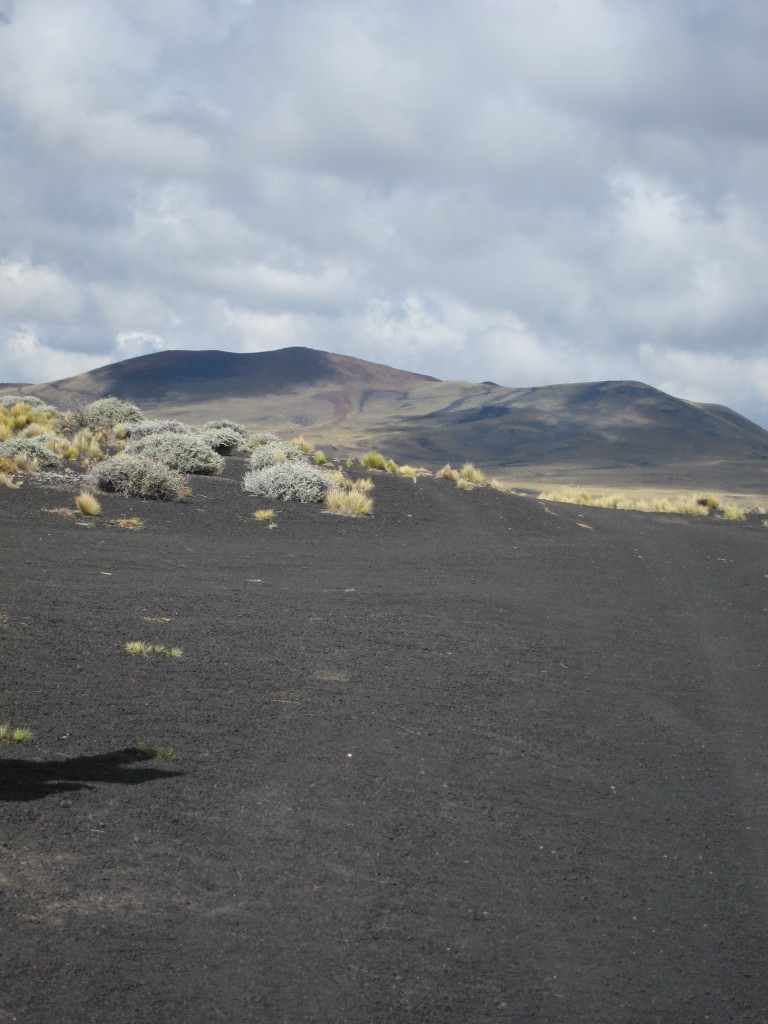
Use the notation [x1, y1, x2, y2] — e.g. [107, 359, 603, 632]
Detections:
[0, 0, 766, 427]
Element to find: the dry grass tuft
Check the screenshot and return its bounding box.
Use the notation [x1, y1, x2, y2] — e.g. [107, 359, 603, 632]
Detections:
[721, 504, 746, 521]
[0, 471, 20, 488]
[136, 745, 177, 761]
[459, 462, 487, 486]
[324, 488, 374, 517]
[113, 517, 144, 530]
[253, 508, 276, 521]
[125, 641, 183, 658]
[435, 464, 460, 482]
[290, 436, 315, 454]
[361, 451, 387, 470]
[75, 491, 101, 516]
[0, 723, 33, 744]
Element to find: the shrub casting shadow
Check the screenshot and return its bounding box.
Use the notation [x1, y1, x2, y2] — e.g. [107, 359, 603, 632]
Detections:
[0, 747, 183, 802]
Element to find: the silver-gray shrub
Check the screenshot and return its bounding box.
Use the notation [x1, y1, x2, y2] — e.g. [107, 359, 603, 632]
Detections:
[85, 397, 145, 429]
[0, 394, 57, 412]
[248, 441, 307, 471]
[249, 432, 280, 446]
[129, 432, 224, 475]
[198, 426, 246, 455]
[242, 462, 330, 503]
[204, 419, 249, 440]
[117, 419, 188, 438]
[0, 435, 60, 466]
[86, 454, 188, 501]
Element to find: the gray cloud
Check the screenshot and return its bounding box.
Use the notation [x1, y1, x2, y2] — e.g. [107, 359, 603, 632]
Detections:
[0, 0, 766, 426]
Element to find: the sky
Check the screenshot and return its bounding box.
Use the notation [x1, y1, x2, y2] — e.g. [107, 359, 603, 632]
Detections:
[0, 0, 767, 426]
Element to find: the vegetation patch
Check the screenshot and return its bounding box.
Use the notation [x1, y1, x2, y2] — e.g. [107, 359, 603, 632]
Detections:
[87, 454, 189, 501]
[125, 641, 183, 658]
[253, 508, 276, 521]
[113, 517, 144, 530]
[136, 745, 178, 761]
[129, 433, 224, 475]
[75, 491, 101, 516]
[324, 488, 374, 517]
[360, 451, 387, 470]
[0, 723, 33, 744]
[243, 462, 331, 503]
[249, 441, 308, 471]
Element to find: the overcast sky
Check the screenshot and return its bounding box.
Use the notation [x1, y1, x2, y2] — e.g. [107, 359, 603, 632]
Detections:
[1, 0, 766, 425]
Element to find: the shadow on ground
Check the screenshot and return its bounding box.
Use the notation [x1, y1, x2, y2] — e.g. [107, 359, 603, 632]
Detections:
[0, 747, 183, 801]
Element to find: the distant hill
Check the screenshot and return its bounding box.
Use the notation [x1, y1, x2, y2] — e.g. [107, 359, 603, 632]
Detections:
[4, 347, 768, 493]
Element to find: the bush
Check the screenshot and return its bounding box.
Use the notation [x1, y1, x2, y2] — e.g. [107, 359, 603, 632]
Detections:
[249, 432, 280, 446]
[0, 435, 59, 467]
[204, 419, 249, 440]
[116, 419, 188, 438]
[243, 462, 330, 503]
[130, 432, 224, 475]
[249, 441, 308, 471]
[86, 455, 188, 501]
[198, 426, 246, 455]
[0, 394, 53, 410]
[84, 397, 145, 429]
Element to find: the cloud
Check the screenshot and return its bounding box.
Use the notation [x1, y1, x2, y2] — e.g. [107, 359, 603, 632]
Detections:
[0, 0, 766, 426]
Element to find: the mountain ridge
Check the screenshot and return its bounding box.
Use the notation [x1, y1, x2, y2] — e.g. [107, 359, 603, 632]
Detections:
[3, 346, 767, 492]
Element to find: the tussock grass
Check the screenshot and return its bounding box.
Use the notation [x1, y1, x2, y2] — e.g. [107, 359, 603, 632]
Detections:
[125, 640, 154, 656]
[136, 745, 177, 761]
[456, 477, 475, 491]
[0, 724, 33, 744]
[721, 504, 746, 521]
[290, 436, 315, 454]
[0, 471, 19, 488]
[75, 491, 101, 516]
[361, 451, 387, 470]
[459, 463, 487, 486]
[253, 508, 276, 521]
[537, 488, 738, 517]
[324, 488, 374, 517]
[125, 641, 183, 658]
[113, 517, 144, 530]
[314, 450, 328, 465]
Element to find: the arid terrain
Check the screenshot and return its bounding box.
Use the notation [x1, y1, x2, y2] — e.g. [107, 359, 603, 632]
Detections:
[2, 451, 768, 1023]
[7, 346, 768, 494]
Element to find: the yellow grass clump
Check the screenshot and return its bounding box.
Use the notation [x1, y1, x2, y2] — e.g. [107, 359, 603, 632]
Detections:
[324, 488, 374, 517]
[435, 464, 459, 481]
[290, 436, 315, 454]
[0, 471, 19, 489]
[459, 462, 487, 486]
[75, 491, 101, 516]
[253, 508, 276, 521]
[361, 451, 387, 470]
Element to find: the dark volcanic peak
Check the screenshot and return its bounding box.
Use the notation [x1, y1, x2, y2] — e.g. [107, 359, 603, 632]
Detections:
[5, 346, 767, 491]
[36, 347, 439, 404]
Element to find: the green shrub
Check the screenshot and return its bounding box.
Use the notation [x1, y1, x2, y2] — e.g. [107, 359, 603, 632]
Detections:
[248, 441, 308, 471]
[0, 435, 60, 466]
[243, 462, 330, 503]
[86, 454, 188, 501]
[130, 432, 224, 474]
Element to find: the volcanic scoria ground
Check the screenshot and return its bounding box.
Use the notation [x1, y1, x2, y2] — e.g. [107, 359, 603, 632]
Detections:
[2, 458, 767, 1023]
